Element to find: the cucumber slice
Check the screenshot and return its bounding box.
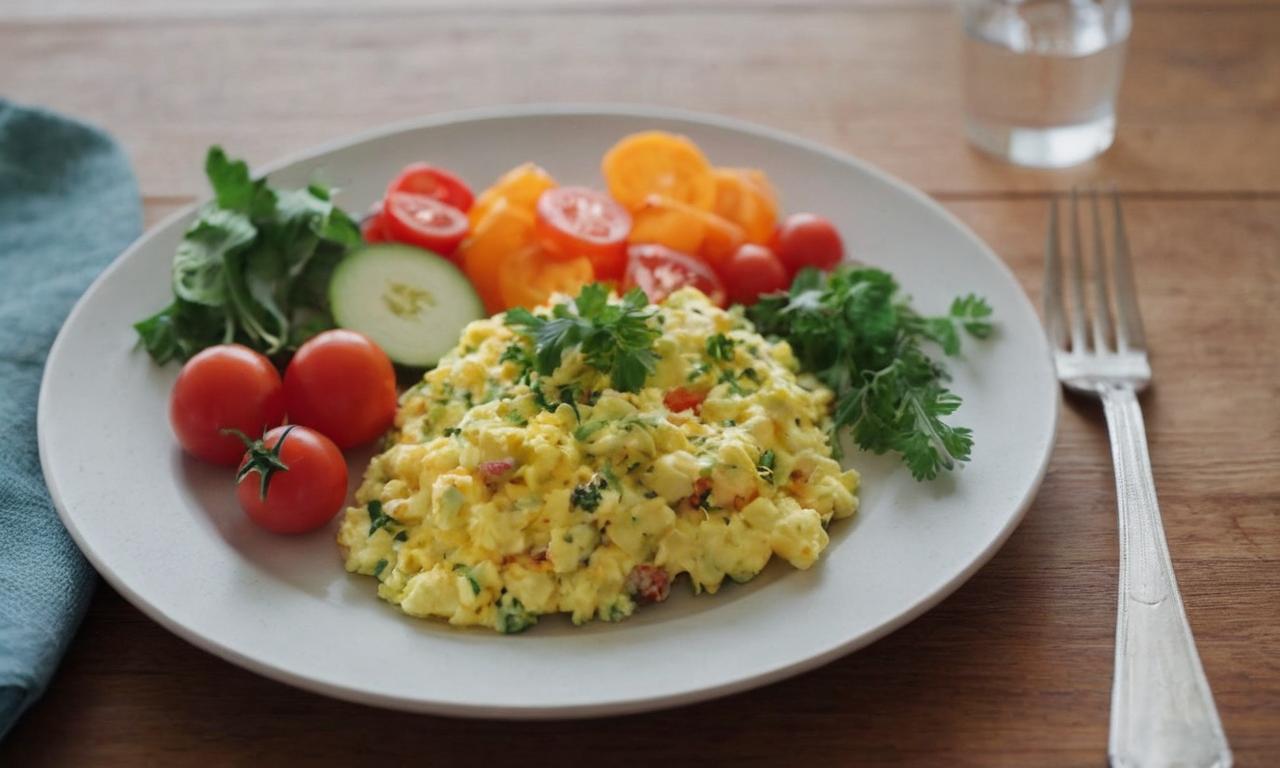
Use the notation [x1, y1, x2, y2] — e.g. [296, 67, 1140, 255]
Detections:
[329, 244, 484, 367]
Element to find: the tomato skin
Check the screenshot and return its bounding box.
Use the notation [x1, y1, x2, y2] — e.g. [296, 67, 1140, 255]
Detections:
[382, 192, 470, 256]
[386, 163, 474, 212]
[773, 213, 844, 276]
[721, 243, 789, 306]
[236, 425, 348, 535]
[623, 244, 727, 307]
[663, 387, 706, 413]
[282, 330, 397, 449]
[535, 187, 631, 280]
[169, 345, 285, 466]
[360, 211, 388, 243]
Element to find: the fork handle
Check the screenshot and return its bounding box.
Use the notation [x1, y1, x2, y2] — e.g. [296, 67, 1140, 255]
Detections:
[1101, 385, 1232, 768]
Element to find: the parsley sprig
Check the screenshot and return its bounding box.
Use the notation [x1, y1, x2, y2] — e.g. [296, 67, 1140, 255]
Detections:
[747, 267, 993, 481]
[504, 284, 661, 393]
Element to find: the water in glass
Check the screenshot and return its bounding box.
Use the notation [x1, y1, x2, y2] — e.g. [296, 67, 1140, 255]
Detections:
[961, 0, 1131, 168]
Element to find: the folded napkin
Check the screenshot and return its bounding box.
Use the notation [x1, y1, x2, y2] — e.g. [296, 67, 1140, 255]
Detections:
[0, 99, 141, 738]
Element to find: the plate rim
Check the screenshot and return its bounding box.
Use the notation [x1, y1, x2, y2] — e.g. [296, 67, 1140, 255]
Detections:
[38, 102, 1060, 719]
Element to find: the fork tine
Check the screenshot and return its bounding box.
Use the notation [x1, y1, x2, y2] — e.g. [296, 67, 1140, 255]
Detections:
[1088, 187, 1115, 353]
[1042, 195, 1069, 350]
[1066, 188, 1090, 353]
[1109, 188, 1147, 352]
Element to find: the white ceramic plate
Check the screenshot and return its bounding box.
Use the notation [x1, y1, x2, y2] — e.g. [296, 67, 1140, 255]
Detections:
[39, 105, 1058, 718]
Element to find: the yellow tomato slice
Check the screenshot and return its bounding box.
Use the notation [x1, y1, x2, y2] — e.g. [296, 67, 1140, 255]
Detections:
[470, 162, 557, 228]
[460, 198, 536, 314]
[499, 245, 595, 311]
[712, 167, 778, 244]
[602, 131, 715, 212]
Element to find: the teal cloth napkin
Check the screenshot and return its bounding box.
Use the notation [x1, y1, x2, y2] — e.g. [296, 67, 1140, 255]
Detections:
[0, 100, 142, 738]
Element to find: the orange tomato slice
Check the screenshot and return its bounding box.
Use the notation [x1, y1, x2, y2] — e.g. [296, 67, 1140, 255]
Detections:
[698, 211, 747, 273]
[602, 131, 715, 212]
[711, 167, 778, 244]
[628, 195, 744, 273]
[628, 194, 707, 254]
[470, 162, 557, 227]
[459, 198, 536, 314]
[499, 245, 595, 311]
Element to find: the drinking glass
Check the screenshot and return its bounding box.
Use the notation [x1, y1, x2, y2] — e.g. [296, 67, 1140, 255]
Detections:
[960, 0, 1131, 168]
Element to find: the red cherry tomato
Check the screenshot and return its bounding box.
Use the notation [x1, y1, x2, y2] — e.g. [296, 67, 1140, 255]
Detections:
[361, 211, 388, 243]
[382, 192, 469, 255]
[283, 330, 397, 449]
[386, 163, 474, 212]
[663, 387, 706, 413]
[720, 243, 789, 305]
[623, 243, 726, 307]
[169, 345, 285, 466]
[235, 425, 348, 535]
[535, 187, 632, 280]
[772, 213, 844, 277]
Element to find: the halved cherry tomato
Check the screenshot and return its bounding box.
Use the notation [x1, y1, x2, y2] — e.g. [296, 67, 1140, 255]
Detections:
[535, 187, 631, 280]
[283, 330, 397, 449]
[386, 163, 474, 212]
[234, 425, 348, 535]
[712, 168, 778, 244]
[602, 131, 715, 212]
[470, 163, 556, 226]
[460, 198, 537, 314]
[773, 213, 845, 276]
[499, 245, 595, 310]
[382, 192, 470, 256]
[720, 243, 789, 306]
[361, 211, 388, 243]
[623, 244, 726, 307]
[169, 345, 285, 466]
[663, 386, 706, 413]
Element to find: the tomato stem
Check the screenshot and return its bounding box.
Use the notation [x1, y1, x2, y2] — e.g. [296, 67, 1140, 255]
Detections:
[224, 425, 294, 500]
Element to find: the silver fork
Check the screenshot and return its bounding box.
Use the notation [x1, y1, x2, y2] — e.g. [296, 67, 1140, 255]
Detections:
[1043, 188, 1232, 768]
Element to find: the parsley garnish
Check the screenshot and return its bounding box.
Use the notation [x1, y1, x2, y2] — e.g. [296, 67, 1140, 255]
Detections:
[373, 559, 389, 579]
[442, 427, 461, 437]
[746, 267, 993, 481]
[757, 449, 776, 482]
[571, 477, 606, 512]
[706, 333, 736, 361]
[504, 284, 660, 393]
[367, 500, 393, 535]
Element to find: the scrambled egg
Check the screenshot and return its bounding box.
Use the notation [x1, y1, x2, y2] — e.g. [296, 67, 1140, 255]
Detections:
[337, 289, 859, 633]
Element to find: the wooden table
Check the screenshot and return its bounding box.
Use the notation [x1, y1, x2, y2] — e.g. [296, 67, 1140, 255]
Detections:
[3, 1, 1277, 764]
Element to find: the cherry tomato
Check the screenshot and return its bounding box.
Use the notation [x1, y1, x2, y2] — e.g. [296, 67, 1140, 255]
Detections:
[235, 425, 348, 535]
[535, 187, 632, 280]
[382, 192, 470, 256]
[386, 163, 474, 212]
[169, 345, 285, 466]
[720, 243, 789, 306]
[623, 244, 726, 307]
[283, 330, 397, 449]
[360, 211, 388, 243]
[773, 213, 844, 276]
[663, 387, 706, 413]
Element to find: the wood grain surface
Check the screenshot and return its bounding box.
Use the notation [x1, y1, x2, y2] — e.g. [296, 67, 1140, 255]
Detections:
[2, 1, 1278, 765]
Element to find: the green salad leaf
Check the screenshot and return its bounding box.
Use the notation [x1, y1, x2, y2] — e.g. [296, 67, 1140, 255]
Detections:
[747, 267, 993, 481]
[133, 146, 361, 364]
